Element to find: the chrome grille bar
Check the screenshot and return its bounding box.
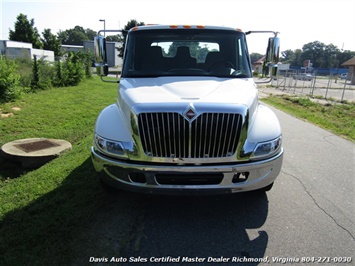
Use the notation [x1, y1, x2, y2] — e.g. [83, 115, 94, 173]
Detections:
[138, 112, 242, 158]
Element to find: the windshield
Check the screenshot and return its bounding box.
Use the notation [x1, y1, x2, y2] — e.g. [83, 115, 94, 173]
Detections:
[122, 29, 252, 78]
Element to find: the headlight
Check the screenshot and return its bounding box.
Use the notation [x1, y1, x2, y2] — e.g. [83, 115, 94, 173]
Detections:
[95, 134, 128, 158]
[251, 136, 282, 160]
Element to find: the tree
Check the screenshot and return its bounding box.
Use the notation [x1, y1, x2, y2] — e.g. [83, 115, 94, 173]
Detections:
[250, 53, 264, 64]
[106, 35, 121, 42]
[280, 41, 355, 68]
[9, 13, 42, 49]
[281, 49, 302, 66]
[117, 19, 144, 58]
[57, 26, 96, 45]
[321, 43, 339, 68]
[167, 41, 200, 58]
[85, 28, 97, 41]
[280, 49, 294, 63]
[41, 29, 61, 56]
[301, 41, 326, 68]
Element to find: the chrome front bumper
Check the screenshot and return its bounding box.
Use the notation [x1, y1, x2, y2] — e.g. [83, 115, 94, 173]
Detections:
[91, 147, 283, 195]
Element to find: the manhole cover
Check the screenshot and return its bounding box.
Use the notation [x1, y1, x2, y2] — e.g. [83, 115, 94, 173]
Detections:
[1, 138, 72, 168]
[14, 139, 61, 153]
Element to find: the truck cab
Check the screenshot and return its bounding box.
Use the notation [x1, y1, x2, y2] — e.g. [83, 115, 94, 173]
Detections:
[91, 25, 283, 194]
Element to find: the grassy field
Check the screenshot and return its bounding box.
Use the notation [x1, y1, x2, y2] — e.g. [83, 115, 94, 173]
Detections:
[1, 78, 354, 265]
[262, 95, 355, 142]
[0, 77, 118, 265]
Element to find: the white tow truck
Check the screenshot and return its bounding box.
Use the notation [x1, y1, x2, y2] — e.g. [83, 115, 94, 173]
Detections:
[91, 25, 283, 194]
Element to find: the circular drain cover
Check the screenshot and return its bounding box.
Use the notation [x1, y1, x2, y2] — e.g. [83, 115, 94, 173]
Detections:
[1, 138, 72, 168]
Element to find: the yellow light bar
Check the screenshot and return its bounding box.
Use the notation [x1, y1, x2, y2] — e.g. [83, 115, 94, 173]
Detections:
[169, 25, 205, 29]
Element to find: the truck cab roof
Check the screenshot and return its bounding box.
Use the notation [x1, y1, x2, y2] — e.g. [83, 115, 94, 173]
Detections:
[129, 24, 244, 33]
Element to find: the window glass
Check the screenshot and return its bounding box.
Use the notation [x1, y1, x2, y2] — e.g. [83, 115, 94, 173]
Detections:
[151, 42, 219, 63]
[123, 29, 251, 78]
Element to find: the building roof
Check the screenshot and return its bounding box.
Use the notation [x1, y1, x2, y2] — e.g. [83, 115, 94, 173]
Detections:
[341, 56, 355, 66]
[253, 55, 266, 65]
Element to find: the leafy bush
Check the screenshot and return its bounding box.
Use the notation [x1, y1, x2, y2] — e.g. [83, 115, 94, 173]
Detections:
[1, 51, 93, 103]
[63, 59, 84, 86]
[30, 56, 55, 91]
[14, 57, 32, 88]
[53, 60, 65, 87]
[54, 51, 91, 87]
[0, 58, 21, 102]
[37, 58, 55, 90]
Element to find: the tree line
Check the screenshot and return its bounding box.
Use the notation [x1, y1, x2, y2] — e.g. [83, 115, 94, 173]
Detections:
[281, 41, 354, 68]
[251, 41, 354, 69]
[8, 14, 355, 68]
[9, 14, 95, 56]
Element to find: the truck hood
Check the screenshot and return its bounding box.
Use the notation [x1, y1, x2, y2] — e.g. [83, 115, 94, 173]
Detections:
[119, 77, 258, 108]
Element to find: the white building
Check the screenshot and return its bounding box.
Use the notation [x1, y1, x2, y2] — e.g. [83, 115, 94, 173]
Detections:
[0, 40, 54, 62]
[0, 40, 122, 67]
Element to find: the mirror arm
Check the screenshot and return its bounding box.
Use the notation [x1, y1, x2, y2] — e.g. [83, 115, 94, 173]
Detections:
[100, 76, 120, 83]
[98, 29, 123, 36]
[254, 77, 273, 84]
[246, 31, 279, 37]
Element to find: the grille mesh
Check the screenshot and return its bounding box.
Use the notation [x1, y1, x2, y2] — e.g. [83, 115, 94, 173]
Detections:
[138, 112, 242, 158]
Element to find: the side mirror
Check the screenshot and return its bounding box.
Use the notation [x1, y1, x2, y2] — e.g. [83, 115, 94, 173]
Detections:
[94, 36, 108, 76]
[266, 37, 280, 67]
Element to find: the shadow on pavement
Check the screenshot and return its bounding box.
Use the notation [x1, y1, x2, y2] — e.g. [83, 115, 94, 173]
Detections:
[0, 156, 269, 266]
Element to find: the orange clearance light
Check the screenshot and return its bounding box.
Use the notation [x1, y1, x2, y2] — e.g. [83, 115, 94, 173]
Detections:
[196, 25, 205, 29]
[132, 27, 139, 31]
[183, 25, 192, 29]
[170, 25, 179, 29]
[236, 28, 243, 32]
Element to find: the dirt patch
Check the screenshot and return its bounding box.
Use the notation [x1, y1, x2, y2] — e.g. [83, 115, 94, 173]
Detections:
[0, 106, 21, 119]
[1, 113, 14, 118]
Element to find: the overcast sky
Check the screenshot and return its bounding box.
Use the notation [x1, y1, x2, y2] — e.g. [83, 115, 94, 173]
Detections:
[1, 0, 354, 54]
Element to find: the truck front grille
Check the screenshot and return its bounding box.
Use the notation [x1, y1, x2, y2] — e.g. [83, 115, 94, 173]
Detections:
[137, 112, 242, 158]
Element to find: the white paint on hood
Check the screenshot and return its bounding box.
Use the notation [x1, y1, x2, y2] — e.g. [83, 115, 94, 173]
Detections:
[119, 76, 258, 108]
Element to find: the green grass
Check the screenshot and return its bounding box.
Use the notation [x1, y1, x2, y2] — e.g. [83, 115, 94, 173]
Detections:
[0, 77, 118, 265]
[262, 95, 355, 141]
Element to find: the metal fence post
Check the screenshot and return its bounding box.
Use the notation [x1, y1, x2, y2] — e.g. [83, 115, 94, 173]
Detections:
[341, 72, 353, 102]
[325, 73, 332, 99]
[311, 70, 317, 96]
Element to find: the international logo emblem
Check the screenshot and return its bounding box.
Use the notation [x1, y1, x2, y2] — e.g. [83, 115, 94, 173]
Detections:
[183, 106, 197, 121]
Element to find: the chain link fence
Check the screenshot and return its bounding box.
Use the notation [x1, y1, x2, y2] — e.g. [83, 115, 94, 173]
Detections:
[270, 70, 355, 102]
